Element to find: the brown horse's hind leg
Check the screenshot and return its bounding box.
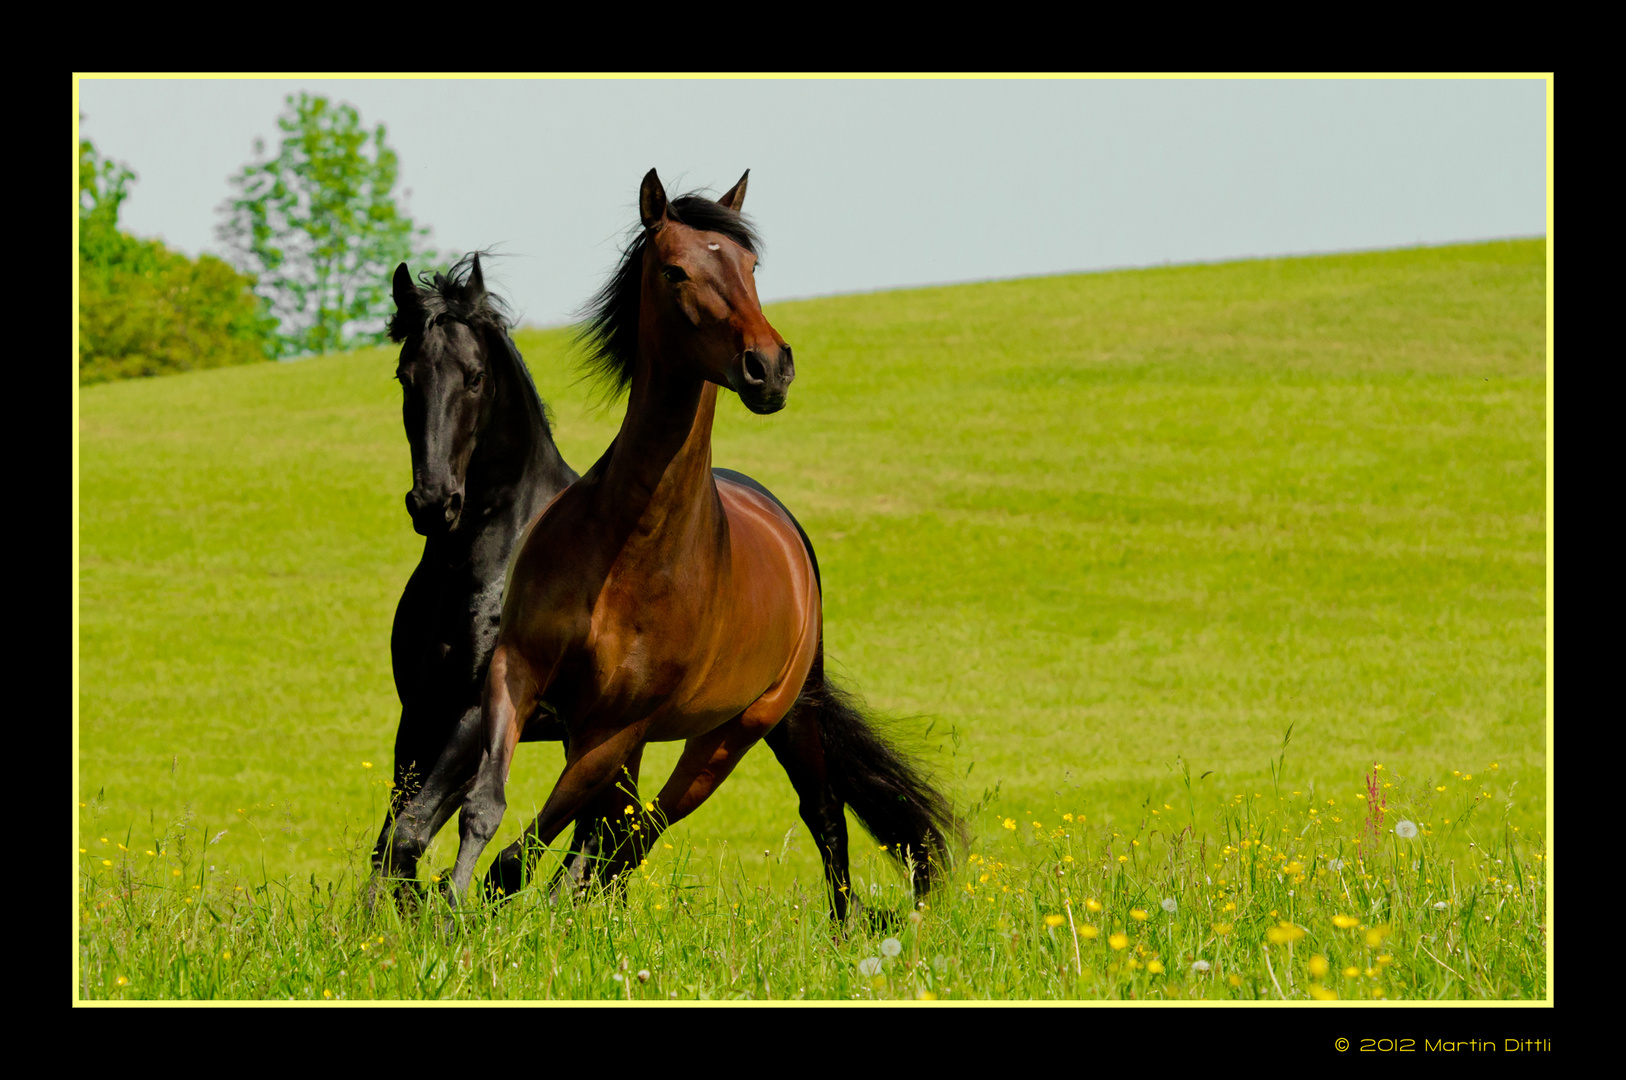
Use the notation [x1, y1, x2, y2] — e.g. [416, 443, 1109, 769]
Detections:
[764, 696, 853, 923]
[635, 703, 785, 867]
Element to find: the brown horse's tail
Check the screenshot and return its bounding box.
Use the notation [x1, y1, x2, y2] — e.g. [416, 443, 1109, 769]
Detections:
[801, 664, 967, 893]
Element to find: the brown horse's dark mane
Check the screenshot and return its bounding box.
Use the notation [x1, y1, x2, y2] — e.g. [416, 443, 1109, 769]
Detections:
[576, 193, 761, 397]
[387, 252, 513, 343]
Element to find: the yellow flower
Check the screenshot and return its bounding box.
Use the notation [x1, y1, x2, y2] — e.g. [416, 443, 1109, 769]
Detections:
[1062, 855, 1073, 863]
[102, 859, 112, 867]
[1308, 954, 1329, 978]
[1086, 898, 1103, 912]
[115, 976, 128, 987]
[1266, 922, 1307, 945]
[1310, 984, 1338, 1000]
[222, 950, 232, 960]
[1078, 924, 1099, 940]
[323, 989, 333, 999]
[645, 800, 655, 812]
[1130, 909, 1148, 921]
[1332, 914, 1359, 929]
[1146, 959, 1165, 974]
[1002, 818, 1015, 830]
[1227, 974, 1242, 987]
[916, 990, 937, 1000]
[1212, 923, 1233, 935]
[1377, 954, 1393, 966]
[172, 869, 181, 877]
[1371, 986, 1385, 999]
[1343, 965, 1360, 978]
[1364, 925, 1392, 948]
[1044, 914, 1066, 927]
[362, 762, 373, 769]
[1108, 932, 1129, 951]
[1062, 814, 1073, 822]
[1117, 855, 1129, 863]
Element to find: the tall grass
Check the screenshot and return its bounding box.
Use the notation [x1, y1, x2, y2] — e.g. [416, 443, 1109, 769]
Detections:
[78, 739, 1543, 1001]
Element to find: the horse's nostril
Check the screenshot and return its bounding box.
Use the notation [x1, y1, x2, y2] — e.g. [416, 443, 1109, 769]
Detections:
[406, 492, 423, 517]
[743, 352, 766, 385]
[446, 492, 463, 522]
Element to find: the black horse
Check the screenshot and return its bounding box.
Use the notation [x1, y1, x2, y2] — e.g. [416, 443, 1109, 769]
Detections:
[370, 254, 576, 900]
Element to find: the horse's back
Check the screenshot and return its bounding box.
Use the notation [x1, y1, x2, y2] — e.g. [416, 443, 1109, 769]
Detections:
[711, 468, 821, 593]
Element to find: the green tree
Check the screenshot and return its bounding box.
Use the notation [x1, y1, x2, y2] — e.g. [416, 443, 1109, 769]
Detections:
[217, 93, 437, 358]
[78, 138, 273, 385]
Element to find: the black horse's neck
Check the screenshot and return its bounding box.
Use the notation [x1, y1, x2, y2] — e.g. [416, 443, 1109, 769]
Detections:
[428, 329, 575, 569]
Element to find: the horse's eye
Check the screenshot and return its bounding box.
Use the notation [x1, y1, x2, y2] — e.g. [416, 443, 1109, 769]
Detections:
[662, 265, 688, 284]
[468, 371, 486, 389]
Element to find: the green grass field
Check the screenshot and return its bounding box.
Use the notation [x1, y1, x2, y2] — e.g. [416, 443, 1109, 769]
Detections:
[77, 239, 1547, 1000]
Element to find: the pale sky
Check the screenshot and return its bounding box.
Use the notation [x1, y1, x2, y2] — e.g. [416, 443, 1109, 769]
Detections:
[76, 78, 1547, 327]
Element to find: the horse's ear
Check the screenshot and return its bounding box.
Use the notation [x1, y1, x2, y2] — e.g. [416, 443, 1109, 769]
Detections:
[640, 168, 668, 231]
[392, 262, 418, 311]
[717, 169, 749, 212]
[467, 253, 486, 301]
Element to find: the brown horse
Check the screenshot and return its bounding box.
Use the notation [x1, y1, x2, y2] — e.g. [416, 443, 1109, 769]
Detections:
[445, 170, 962, 919]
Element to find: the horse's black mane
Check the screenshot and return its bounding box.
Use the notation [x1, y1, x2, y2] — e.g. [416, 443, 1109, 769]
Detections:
[388, 252, 513, 343]
[577, 193, 761, 396]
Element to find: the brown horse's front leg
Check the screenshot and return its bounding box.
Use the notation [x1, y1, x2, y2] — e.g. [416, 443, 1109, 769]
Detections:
[446, 645, 535, 906]
[476, 724, 645, 902]
[540, 748, 646, 903]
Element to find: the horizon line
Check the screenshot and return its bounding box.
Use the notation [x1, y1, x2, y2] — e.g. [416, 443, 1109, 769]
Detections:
[512, 233, 1547, 331]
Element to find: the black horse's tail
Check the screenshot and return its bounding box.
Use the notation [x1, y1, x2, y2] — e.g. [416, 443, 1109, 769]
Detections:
[800, 662, 967, 892]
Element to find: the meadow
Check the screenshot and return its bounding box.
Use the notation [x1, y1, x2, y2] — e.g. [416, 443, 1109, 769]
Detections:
[76, 239, 1548, 1000]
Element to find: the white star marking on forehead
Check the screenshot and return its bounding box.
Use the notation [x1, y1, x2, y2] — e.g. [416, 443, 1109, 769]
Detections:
[707, 243, 720, 251]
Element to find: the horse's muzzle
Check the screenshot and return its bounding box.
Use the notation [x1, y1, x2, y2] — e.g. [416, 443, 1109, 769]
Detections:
[733, 346, 794, 414]
[406, 488, 463, 535]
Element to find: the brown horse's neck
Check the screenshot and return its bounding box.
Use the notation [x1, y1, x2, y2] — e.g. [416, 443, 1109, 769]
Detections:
[599, 361, 721, 546]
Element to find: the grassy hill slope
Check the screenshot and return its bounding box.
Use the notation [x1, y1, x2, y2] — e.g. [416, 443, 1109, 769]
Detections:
[78, 239, 1546, 892]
